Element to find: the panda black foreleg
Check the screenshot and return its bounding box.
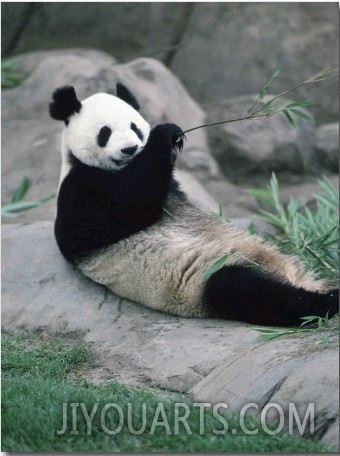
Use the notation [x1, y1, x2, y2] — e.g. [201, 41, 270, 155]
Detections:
[113, 123, 184, 216]
[203, 265, 339, 326]
[128, 123, 182, 183]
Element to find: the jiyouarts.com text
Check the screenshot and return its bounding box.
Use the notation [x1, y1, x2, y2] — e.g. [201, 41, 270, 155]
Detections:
[56, 401, 315, 436]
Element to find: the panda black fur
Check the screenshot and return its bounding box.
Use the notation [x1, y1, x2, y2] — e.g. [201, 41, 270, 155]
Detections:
[50, 84, 339, 327]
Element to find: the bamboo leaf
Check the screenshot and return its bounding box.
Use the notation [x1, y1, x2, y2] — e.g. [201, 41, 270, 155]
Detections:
[248, 222, 256, 235]
[259, 210, 288, 231]
[299, 315, 320, 327]
[1, 195, 55, 216]
[284, 100, 311, 108]
[244, 188, 275, 208]
[254, 328, 299, 341]
[312, 67, 338, 81]
[267, 173, 282, 211]
[289, 108, 313, 121]
[202, 254, 229, 281]
[11, 177, 30, 203]
[283, 109, 297, 127]
[258, 69, 280, 102]
[316, 194, 338, 209]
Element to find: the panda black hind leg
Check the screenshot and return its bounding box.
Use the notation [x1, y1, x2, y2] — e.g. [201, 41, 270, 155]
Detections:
[203, 265, 339, 326]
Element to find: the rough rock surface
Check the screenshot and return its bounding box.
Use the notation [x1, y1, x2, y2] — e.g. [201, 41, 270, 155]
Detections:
[1, 3, 192, 65]
[205, 95, 321, 184]
[175, 170, 218, 214]
[2, 3, 338, 122]
[315, 123, 339, 172]
[170, 2, 339, 123]
[2, 222, 339, 448]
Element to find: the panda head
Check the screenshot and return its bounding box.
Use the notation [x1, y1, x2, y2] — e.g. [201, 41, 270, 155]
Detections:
[49, 83, 151, 172]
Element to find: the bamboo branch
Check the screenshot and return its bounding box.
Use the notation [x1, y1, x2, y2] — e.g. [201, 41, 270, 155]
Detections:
[177, 67, 339, 137]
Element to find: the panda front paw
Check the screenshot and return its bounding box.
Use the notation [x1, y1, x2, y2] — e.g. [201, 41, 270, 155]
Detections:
[150, 123, 185, 158]
[164, 123, 185, 153]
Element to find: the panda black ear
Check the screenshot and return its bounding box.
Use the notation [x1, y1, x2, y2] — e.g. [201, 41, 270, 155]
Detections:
[49, 86, 82, 123]
[116, 83, 140, 111]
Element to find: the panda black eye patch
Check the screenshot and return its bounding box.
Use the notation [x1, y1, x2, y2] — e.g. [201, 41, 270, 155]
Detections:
[97, 126, 112, 147]
[131, 122, 143, 141]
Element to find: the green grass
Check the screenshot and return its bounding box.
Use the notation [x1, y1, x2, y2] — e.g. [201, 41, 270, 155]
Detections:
[1, 332, 334, 452]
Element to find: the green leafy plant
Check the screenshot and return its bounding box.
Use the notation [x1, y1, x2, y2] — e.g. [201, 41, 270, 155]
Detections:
[254, 314, 339, 348]
[246, 174, 339, 282]
[202, 253, 262, 281]
[244, 175, 339, 344]
[1, 177, 54, 217]
[1, 59, 26, 88]
[203, 175, 338, 284]
[202, 253, 230, 281]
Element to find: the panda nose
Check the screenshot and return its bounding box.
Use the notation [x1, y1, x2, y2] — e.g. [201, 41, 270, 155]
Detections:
[121, 145, 138, 156]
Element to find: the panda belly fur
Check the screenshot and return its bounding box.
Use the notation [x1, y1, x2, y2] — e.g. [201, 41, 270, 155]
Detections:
[77, 193, 337, 326]
[51, 85, 339, 327]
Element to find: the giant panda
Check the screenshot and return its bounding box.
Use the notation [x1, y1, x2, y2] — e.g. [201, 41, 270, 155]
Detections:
[49, 83, 338, 327]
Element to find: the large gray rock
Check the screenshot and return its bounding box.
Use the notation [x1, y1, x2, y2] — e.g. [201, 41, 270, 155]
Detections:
[315, 123, 339, 172]
[174, 170, 218, 214]
[2, 3, 338, 122]
[2, 221, 339, 448]
[1, 3, 192, 64]
[171, 2, 339, 123]
[205, 95, 318, 184]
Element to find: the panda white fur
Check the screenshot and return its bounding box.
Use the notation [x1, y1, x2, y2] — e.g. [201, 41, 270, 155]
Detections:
[50, 84, 339, 326]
